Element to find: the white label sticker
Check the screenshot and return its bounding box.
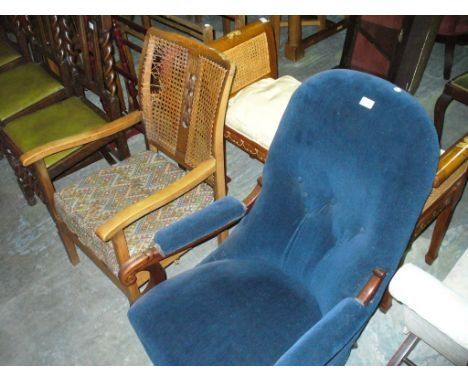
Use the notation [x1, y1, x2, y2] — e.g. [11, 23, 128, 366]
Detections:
[359, 96, 375, 109]
[88, 21, 94, 30]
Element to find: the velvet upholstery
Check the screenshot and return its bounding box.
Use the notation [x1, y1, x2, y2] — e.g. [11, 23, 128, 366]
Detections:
[4, 97, 106, 167]
[154, 196, 246, 255]
[0, 63, 63, 121]
[128, 69, 440, 365]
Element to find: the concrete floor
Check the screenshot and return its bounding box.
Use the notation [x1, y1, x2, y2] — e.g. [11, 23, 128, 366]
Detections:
[0, 17, 467, 365]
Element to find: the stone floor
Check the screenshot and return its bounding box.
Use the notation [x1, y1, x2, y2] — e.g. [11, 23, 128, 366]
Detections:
[0, 16, 467, 365]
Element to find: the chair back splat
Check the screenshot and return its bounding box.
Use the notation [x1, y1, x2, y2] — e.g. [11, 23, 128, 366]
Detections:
[127, 69, 440, 366]
[139, 28, 232, 182]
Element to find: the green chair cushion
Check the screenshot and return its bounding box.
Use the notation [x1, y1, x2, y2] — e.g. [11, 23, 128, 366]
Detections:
[4, 96, 107, 167]
[0, 38, 22, 67]
[0, 62, 64, 121]
[452, 72, 468, 91]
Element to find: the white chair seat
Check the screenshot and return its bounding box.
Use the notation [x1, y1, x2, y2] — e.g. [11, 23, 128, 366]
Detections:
[389, 248, 468, 365]
[225, 75, 301, 149]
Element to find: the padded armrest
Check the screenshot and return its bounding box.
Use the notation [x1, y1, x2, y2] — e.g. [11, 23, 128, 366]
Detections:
[154, 196, 246, 256]
[274, 298, 368, 365]
[389, 263, 468, 348]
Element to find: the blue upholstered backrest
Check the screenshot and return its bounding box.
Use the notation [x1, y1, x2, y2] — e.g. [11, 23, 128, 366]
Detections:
[209, 69, 439, 314]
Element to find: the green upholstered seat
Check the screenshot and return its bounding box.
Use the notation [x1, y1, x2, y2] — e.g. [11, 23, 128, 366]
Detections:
[0, 62, 64, 121]
[0, 38, 22, 67]
[452, 72, 468, 90]
[4, 96, 107, 167]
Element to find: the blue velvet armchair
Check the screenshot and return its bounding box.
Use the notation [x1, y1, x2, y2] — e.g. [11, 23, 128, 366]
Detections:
[120, 69, 440, 365]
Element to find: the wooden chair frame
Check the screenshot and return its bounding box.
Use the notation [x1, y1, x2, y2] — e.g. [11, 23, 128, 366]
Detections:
[339, 16, 441, 94]
[19, 27, 234, 303]
[380, 132, 468, 312]
[0, 16, 129, 206]
[209, 19, 279, 163]
[0, 16, 31, 73]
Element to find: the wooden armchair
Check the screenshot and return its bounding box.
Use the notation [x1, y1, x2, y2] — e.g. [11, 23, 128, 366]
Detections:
[19, 27, 234, 303]
[210, 19, 301, 162]
[0, 16, 130, 206]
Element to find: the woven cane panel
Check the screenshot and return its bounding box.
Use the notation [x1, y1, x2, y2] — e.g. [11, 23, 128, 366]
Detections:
[141, 35, 189, 155]
[185, 57, 226, 173]
[55, 151, 213, 276]
[223, 32, 270, 94]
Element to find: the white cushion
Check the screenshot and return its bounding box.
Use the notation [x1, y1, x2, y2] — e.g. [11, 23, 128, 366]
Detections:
[225, 75, 301, 149]
[389, 255, 468, 353]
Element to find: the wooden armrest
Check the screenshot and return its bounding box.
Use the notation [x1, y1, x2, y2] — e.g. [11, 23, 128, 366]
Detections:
[118, 176, 264, 291]
[433, 134, 468, 188]
[95, 158, 216, 242]
[243, 176, 262, 212]
[119, 247, 166, 290]
[356, 268, 386, 306]
[20, 111, 142, 166]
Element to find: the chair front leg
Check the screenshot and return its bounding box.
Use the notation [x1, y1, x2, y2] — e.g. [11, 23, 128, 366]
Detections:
[111, 230, 141, 303]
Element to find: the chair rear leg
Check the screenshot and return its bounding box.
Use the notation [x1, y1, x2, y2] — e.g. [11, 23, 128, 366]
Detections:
[434, 93, 453, 142]
[425, 179, 466, 265]
[56, 222, 80, 266]
[443, 41, 455, 80]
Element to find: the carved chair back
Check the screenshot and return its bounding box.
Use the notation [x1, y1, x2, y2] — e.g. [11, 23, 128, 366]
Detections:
[138, 27, 234, 181]
[0, 16, 31, 61]
[19, 16, 72, 88]
[61, 16, 122, 121]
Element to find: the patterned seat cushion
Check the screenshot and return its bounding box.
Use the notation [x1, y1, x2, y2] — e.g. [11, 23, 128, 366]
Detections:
[55, 151, 214, 275]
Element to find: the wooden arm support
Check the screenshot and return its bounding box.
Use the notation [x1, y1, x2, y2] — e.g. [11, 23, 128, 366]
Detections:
[433, 134, 468, 188]
[118, 176, 264, 290]
[96, 158, 217, 242]
[356, 268, 387, 306]
[119, 246, 166, 290]
[20, 111, 143, 166]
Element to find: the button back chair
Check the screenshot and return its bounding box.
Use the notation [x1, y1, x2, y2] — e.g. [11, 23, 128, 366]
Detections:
[210, 19, 301, 163]
[120, 69, 439, 365]
[1, 16, 130, 206]
[20, 27, 234, 303]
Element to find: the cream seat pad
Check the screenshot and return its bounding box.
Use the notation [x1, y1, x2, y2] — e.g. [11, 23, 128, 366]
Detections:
[226, 75, 301, 149]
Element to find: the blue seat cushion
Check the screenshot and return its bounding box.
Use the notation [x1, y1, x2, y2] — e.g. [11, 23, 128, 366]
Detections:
[128, 258, 322, 365]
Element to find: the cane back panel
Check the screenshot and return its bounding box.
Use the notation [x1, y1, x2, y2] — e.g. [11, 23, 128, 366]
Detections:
[139, 28, 231, 172]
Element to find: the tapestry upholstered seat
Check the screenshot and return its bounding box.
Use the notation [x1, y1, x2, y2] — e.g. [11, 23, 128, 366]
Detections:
[55, 150, 213, 276]
[20, 27, 234, 303]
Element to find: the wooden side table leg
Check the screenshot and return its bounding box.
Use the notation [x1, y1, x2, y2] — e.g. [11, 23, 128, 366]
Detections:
[285, 15, 305, 61]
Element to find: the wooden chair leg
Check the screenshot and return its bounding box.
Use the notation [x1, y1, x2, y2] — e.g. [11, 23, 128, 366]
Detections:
[56, 223, 80, 266]
[443, 41, 455, 80]
[379, 288, 393, 313]
[387, 332, 420, 366]
[434, 93, 453, 142]
[285, 16, 305, 61]
[425, 181, 466, 265]
[115, 131, 130, 161]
